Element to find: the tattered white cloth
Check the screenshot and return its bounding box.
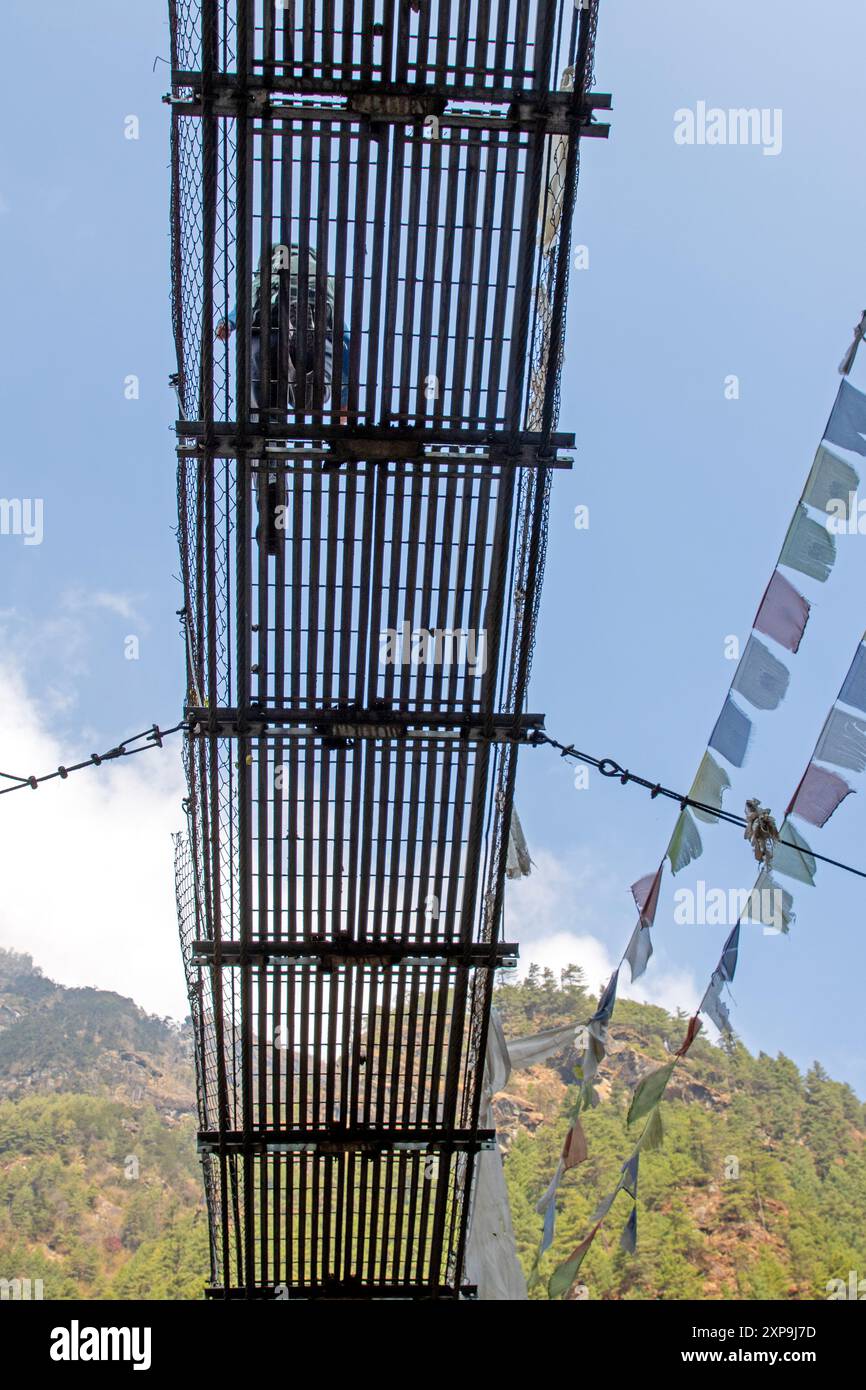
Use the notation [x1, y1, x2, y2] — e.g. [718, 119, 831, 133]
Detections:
[464, 1011, 579, 1300]
[505, 808, 533, 879]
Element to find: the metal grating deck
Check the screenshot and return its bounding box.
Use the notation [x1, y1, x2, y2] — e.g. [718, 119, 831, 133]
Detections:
[169, 0, 604, 1299]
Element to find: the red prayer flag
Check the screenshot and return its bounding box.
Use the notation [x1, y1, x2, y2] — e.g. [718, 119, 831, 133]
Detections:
[787, 762, 853, 828]
[676, 1014, 702, 1057]
[561, 1119, 589, 1170]
[631, 865, 663, 928]
[754, 570, 810, 654]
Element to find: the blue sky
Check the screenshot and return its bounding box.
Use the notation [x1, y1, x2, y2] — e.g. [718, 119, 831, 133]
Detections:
[2, 1, 866, 1094]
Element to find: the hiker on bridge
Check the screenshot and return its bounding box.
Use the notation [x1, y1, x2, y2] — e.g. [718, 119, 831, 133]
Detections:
[216, 243, 350, 553]
[216, 242, 350, 416]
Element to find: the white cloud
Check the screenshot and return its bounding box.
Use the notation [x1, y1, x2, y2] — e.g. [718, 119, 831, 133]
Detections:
[0, 670, 699, 1028]
[62, 588, 142, 623]
[507, 848, 701, 1015]
[0, 590, 148, 721]
[0, 663, 188, 1020]
[2, 611, 93, 688]
[514, 929, 615, 993]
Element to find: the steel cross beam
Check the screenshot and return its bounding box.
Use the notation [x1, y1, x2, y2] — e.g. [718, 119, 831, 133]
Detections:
[205, 1282, 479, 1301]
[166, 81, 612, 140]
[185, 708, 545, 740]
[197, 1129, 498, 1154]
[191, 940, 520, 967]
[175, 420, 577, 458]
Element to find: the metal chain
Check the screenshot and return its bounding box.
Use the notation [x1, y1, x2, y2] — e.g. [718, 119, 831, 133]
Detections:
[0, 721, 185, 797]
[536, 731, 866, 881]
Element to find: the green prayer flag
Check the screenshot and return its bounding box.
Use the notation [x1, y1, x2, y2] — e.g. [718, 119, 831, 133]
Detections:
[548, 1227, 598, 1300]
[773, 818, 817, 886]
[780, 504, 836, 583]
[628, 1061, 676, 1127]
[802, 445, 859, 515]
[667, 808, 702, 874]
[639, 1104, 665, 1152]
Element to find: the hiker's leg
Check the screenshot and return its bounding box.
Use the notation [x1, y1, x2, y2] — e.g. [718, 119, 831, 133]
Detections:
[321, 329, 334, 408]
[286, 327, 298, 410]
[250, 329, 280, 553]
[250, 329, 262, 423]
[259, 330, 286, 555]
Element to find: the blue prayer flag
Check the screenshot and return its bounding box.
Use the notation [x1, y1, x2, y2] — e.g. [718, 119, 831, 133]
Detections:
[709, 695, 752, 768]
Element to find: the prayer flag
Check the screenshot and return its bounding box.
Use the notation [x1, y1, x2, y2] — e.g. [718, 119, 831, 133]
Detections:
[548, 1227, 599, 1300]
[667, 808, 702, 874]
[825, 379, 866, 456]
[620, 1205, 638, 1255]
[639, 1105, 665, 1152]
[628, 1061, 676, 1126]
[779, 504, 836, 582]
[788, 762, 853, 827]
[732, 635, 790, 711]
[561, 1120, 588, 1171]
[719, 923, 740, 983]
[814, 706, 866, 773]
[631, 866, 663, 927]
[773, 818, 816, 886]
[591, 969, 619, 1024]
[624, 921, 653, 982]
[702, 971, 732, 1035]
[620, 1152, 640, 1199]
[744, 869, 794, 933]
[689, 752, 731, 824]
[839, 642, 866, 713]
[709, 695, 752, 768]
[676, 1014, 702, 1057]
[802, 444, 859, 514]
[753, 569, 810, 654]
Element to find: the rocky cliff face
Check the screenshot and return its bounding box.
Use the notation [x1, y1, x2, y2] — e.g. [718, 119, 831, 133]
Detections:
[492, 1020, 731, 1145]
[0, 948, 196, 1117]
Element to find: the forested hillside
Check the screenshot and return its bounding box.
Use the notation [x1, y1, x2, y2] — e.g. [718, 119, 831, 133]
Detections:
[498, 967, 866, 1300]
[0, 949, 862, 1300]
[0, 948, 206, 1299]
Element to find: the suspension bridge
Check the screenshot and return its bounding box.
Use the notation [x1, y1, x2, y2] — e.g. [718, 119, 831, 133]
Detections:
[168, 0, 607, 1300]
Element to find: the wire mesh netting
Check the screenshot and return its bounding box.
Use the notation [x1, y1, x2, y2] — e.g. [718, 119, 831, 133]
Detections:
[170, 0, 600, 1299]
